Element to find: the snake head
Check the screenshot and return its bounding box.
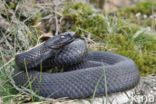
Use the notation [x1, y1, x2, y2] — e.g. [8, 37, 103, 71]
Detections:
[44, 32, 76, 49]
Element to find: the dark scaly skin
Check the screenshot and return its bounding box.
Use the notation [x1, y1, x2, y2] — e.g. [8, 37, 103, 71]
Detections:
[15, 32, 76, 70]
[13, 32, 140, 99]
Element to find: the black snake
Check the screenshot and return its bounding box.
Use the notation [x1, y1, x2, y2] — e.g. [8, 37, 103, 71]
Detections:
[13, 32, 140, 99]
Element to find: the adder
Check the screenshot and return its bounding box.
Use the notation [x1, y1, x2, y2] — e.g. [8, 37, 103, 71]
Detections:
[13, 32, 140, 99]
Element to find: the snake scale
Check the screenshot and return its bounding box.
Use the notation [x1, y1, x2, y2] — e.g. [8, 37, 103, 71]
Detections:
[13, 32, 140, 99]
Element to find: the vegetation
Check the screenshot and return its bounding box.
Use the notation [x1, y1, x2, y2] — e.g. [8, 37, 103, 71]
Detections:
[118, 2, 156, 16]
[117, 2, 156, 29]
[0, 0, 156, 103]
[62, 2, 156, 75]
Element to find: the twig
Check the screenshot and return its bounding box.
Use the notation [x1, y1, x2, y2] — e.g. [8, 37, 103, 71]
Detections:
[0, 58, 14, 70]
[53, 4, 59, 36]
[83, 37, 96, 44]
[0, 31, 12, 44]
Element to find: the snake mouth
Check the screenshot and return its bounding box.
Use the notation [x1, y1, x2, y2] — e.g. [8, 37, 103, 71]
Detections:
[44, 32, 76, 49]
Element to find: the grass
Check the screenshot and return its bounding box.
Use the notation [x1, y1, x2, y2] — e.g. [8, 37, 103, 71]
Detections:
[62, 2, 156, 75]
[91, 65, 108, 104]
[0, 0, 156, 103]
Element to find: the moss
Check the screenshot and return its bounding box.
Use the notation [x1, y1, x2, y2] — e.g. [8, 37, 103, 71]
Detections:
[62, 3, 140, 39]
[116, 2, 156, 29]
[104, 34, 156, 75]
[62, 2, 106, 38]
[63, 2, 93, 16]
[62, 2, 156, 75]
[118, 2, 156, 16]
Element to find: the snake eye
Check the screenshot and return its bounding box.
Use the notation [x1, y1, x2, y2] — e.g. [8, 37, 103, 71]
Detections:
[61, 35, 65, 38]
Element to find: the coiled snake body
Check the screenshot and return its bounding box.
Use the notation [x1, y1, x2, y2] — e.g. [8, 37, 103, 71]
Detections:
[13, 32, 140, 99]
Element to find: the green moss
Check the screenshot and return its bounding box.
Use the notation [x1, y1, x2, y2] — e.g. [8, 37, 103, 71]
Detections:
[62, 2, 156, 75]
[64, 2, 93, 15]
[63, 3, 106, 38]
[116, 2, 156, 29]
[118, 2, 156, 16]
[104, 34, 156, 75]
[63, 3, 140, 39]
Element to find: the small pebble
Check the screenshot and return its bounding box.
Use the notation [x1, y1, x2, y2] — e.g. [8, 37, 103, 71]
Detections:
[150, 14, 156, 19]
[136, 12, 141, 18]
[153, 87, 156, 91]
[143, 14, 147, 19]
